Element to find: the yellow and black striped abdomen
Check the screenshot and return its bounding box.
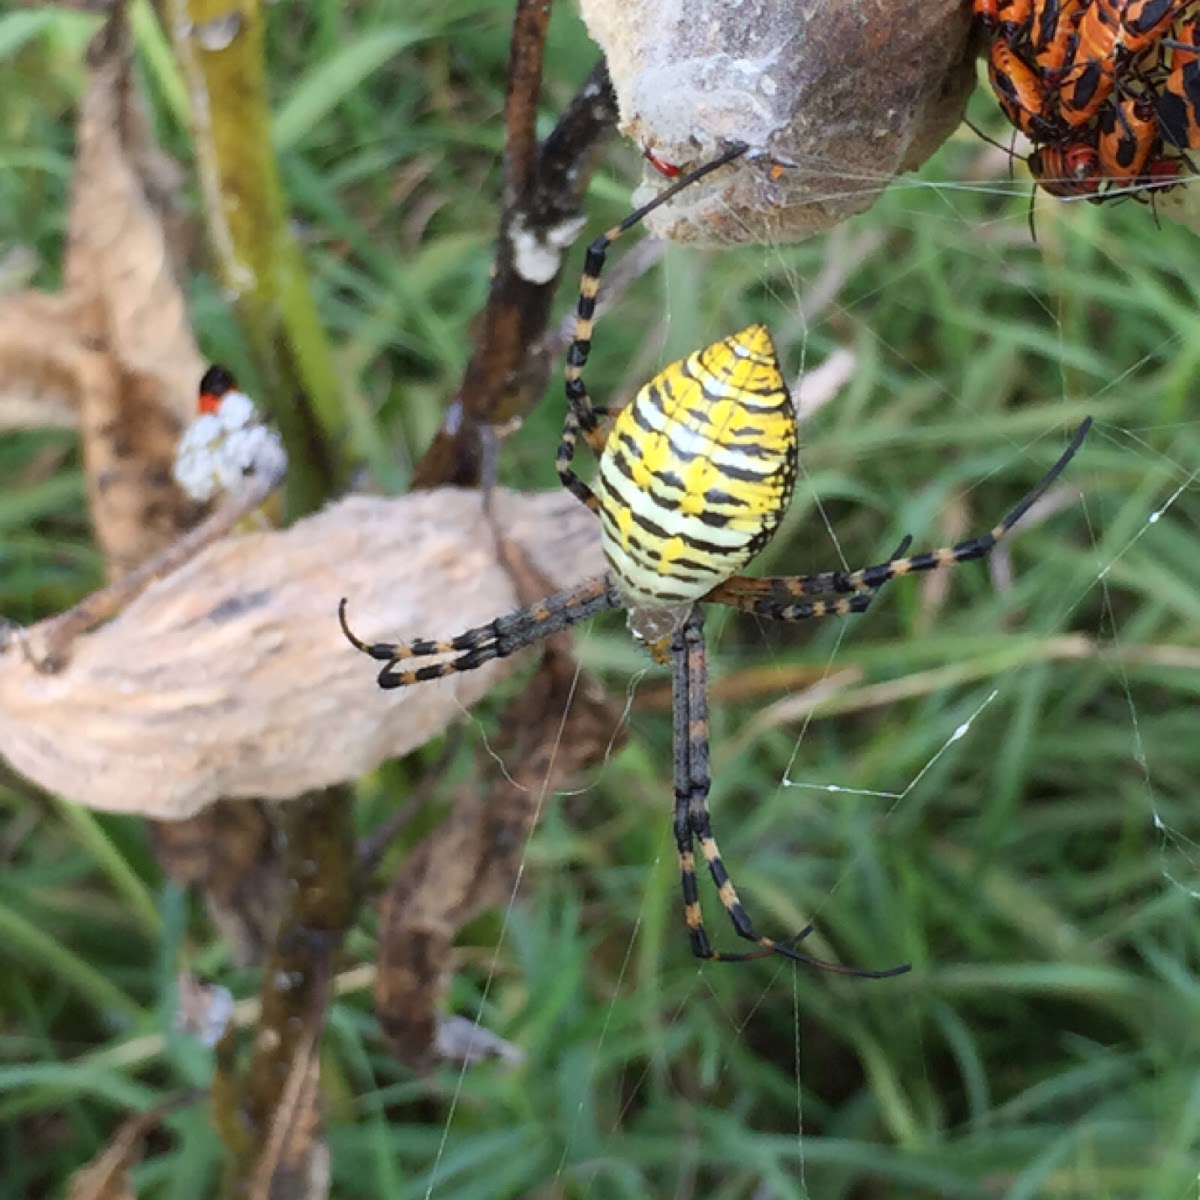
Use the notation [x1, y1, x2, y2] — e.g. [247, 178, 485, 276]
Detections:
[596, 324, 798, 609]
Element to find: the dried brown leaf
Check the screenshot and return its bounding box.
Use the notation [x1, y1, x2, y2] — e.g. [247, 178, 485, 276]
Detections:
[68, 13, 197, 394]
[0, 488, 604, 819]
[66, 10, 204, 569]
[66, 1129, 139, 1200]
[0, 8, 203, 567]
[66, 1098, 196, 1200]
[0, 294, 90, 432]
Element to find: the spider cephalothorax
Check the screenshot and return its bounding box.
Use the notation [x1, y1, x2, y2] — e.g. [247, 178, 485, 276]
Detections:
[343, 145, 1090, 974]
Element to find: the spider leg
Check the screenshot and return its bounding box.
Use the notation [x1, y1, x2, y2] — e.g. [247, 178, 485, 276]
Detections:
[557, 143, 748, 510]
[707, 537, 913, 620]
[672, 607, 910, 977]
[556, 409, 602, 513]
[339, 576, 620, 689]
[714, 421, 1091, 612]
[555, 406, 633, 511]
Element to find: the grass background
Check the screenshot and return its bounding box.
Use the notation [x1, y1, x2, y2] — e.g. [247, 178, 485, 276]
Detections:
[2, 1, 1200, 1197]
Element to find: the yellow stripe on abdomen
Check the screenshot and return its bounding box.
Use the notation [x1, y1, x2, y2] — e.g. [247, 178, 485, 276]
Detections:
[597, 324, 798, 608]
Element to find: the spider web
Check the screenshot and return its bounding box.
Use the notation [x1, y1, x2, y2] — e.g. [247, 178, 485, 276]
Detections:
[418, 122, 1200, 1200]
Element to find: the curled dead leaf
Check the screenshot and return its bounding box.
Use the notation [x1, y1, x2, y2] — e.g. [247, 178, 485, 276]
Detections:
[71, 10, 203, 568]
[68, 11, 198, 400]
[0, 488, 604, 819]
[3, 7, 204, 570]
[0, 294, 90, 433]
[66, 1095, 199, 1200]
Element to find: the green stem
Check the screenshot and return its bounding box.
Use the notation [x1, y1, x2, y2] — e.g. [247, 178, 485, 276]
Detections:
[170, 0, 345, 517]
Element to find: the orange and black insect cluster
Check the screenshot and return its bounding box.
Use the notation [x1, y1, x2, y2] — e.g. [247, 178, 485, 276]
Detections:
[976, 0, 1200, 202]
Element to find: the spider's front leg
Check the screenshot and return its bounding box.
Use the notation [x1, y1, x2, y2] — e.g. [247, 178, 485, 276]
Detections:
[555, 409, 605, 514]
[556, 143, 749, 516]
[671, 607, 909, 978]
[339, 576, 620, 689]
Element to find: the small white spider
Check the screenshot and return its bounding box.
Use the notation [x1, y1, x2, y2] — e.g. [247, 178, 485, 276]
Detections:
[173, 366, 287, 504]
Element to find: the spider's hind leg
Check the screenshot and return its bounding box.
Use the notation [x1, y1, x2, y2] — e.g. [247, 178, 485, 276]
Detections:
[672, 607, 909, 978]
[707, 421, 1089, 621]
[707, 536, 913, 621]
[806, 420, 1090, 597]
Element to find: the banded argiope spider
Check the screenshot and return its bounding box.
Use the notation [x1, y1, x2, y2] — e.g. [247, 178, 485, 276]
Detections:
[342, 144, 1090, 975]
